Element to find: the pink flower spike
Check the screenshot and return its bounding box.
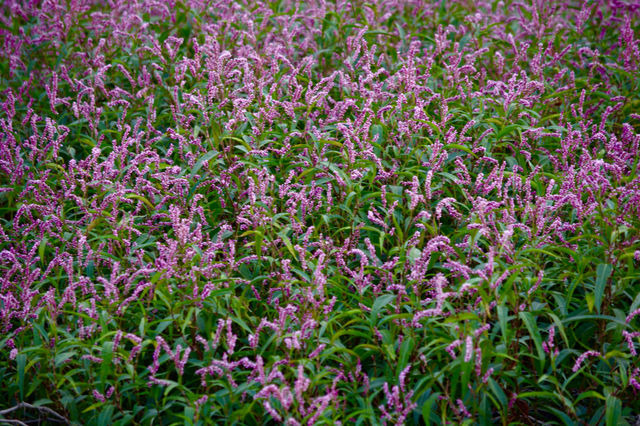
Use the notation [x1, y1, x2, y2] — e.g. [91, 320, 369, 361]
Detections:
[572, 351, 601, 372]
[626, 308, 640, 323]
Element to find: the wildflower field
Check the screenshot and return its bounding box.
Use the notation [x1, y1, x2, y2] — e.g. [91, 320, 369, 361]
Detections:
[1, 0, 640, 424]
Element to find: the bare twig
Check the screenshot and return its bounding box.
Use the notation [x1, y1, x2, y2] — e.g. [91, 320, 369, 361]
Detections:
[0, 403, 69, 425]
[0, 419, 28, 426]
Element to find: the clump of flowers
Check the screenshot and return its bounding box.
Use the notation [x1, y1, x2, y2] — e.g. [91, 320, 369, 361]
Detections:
[0, 0, 639, 424]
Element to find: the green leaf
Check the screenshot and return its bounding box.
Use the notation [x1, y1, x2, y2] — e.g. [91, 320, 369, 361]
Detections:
[83, 402, 104, 413]
[488, 378, 508, 411]
[421, 392, 440, 424]
[547, 407, 576, 426]
[444, 312, 479, 323]
[100, 342, 113, 385]
[594, 263, 612, 314]
[39, 237, 48, 263]
[547, 313, 570, 347]
[189, 150, 218, 178]
[519, 247, 560, 259]
[586, 293, 595, 313]
[605, 395, 621, 426]
[408, 247, 421, 264]
[17, 353, 26, 401]
[497, 303, 510, 346]
[124, 193, 154, 210]
[519, 311, 545, 366]
[575, 390, 605, 405]
[563, 314, 628, 328]
[278, 228, 296, 258]
[444, 143, 475, 156]
[183, 405, 196, 422]
[97, 405, 114, 426]
[369, 294, 395, 326]
[55, 351, 76, 367]
[494, 123, 521, 140]
[630, 291, 640, 313]
[397, 337, 414, 376]
[517, 391, 558, 400]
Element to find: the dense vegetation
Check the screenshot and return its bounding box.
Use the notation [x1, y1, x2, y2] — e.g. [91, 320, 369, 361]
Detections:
[1, 0, 640, 424]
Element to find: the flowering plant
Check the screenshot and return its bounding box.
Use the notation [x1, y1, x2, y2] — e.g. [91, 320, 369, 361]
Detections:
[1, 0, 639, 424]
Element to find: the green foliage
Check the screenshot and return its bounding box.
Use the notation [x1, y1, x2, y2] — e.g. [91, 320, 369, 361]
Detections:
[1, 0, 640, 424]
